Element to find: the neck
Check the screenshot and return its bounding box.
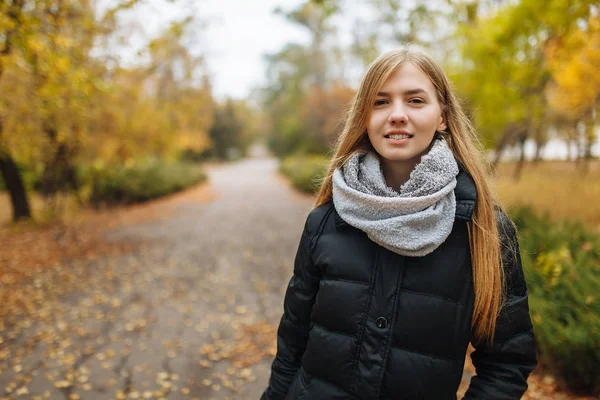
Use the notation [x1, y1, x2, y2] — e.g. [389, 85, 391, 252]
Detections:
[380, 157, 421, 190]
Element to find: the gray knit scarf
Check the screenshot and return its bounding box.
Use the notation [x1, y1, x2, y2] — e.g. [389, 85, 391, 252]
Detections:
[332, 138, 459, 256]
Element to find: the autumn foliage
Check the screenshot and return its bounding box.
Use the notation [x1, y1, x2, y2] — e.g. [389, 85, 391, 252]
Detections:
[0, 1, 223, 221]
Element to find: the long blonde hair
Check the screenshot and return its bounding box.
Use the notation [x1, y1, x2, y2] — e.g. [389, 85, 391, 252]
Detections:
[315, 48, 504, 344]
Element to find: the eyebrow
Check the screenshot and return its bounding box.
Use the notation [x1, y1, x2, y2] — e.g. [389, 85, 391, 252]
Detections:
[376, 89, 428, 96]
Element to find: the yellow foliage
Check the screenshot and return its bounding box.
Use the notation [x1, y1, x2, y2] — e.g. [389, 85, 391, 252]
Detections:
[546, 16, 600, 118]
[54, 56, 71, 75]
[452, 0, 597, 148]
[0, 0, 215, 185]
[176, 131, 212, 153]
[535, 246, 571, 288]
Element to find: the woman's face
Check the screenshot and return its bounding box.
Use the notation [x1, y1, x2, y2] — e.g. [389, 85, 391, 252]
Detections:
[367, 62, 446, 169]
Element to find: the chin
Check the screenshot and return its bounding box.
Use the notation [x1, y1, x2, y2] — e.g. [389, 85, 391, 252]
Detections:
[378, 150, 421, 163]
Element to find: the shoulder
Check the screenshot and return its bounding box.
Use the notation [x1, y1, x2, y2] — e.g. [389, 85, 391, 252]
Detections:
[495, 208, 528, 295]
[495, 207, 518, 241]
[455, 168, 477, 221]
[304, 202, 336, 235]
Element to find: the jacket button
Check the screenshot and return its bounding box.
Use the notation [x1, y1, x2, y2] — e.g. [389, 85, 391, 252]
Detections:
[376, 316, 388, 329]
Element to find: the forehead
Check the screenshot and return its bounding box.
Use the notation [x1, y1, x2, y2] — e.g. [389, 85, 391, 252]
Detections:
[378, 62, 437, 95]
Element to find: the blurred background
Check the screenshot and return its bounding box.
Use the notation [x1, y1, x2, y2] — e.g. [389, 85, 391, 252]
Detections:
[1, 0, 598, 399]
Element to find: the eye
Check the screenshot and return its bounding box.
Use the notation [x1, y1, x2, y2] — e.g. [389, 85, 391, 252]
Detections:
[374, 99, 388, 106]
[409, 98, 425, 104]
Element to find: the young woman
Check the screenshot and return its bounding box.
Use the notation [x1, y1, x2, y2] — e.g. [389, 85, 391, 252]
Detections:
[262, 48, 537, 400]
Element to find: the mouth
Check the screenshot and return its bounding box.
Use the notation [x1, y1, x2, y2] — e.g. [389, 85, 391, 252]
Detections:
[385, 133, 413, 140]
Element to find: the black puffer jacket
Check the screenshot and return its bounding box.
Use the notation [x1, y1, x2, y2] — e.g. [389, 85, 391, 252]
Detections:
[262, 171, 537, 400]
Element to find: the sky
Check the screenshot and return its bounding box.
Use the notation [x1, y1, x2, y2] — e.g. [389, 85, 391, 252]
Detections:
[107, 0, 309, 100]
[201, 0, 310, 100]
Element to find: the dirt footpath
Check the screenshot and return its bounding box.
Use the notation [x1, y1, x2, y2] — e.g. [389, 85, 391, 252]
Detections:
[0, 157, 314, 400]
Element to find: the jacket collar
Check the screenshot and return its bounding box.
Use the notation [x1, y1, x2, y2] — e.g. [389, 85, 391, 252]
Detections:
[454, 168, 476, 222]
[333, 168, 477, 228]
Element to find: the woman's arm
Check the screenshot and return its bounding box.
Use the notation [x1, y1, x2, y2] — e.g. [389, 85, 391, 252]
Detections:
[261, 212, 323, 400]
[464, 211, 538, 399]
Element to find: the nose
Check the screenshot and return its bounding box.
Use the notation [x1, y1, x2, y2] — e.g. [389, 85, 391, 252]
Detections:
[388, 101, 407, 124]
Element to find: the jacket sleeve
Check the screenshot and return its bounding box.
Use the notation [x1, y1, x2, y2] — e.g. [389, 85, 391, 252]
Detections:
[261, 211, 323, 400]
[464, 210, 538, 399]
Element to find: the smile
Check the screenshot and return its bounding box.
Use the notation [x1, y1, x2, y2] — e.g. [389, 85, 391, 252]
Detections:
[385, 134, 412, 140]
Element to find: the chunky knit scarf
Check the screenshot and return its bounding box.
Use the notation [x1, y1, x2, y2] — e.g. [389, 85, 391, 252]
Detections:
[332, 138, 459, 256]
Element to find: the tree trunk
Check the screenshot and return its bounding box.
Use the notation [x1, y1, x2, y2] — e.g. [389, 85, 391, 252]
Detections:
[491, 128, 513, 172]
[41, 142, 78, 196]
[566, 124, 577, 162]
[532, 134, 545, 163]
[513, 131, 528, 181]
[530, 116, 547, 164]
[581, 118, 595, 175]
[0, 147, 32, 221]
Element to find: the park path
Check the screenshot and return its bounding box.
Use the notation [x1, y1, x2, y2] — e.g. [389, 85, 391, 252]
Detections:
[0, 154, 315, 400]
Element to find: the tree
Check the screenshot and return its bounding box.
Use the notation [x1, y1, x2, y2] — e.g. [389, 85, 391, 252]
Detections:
[0, 0, 214, 221]
[145, 17, 213, 159]
[0, 0, 147, 221]
[208, 100, 244, 160]
[81, 14, 213, 167]
[450, 0, 596, 178]
[276, 0, 340, 88]
[26, 1, 98, 200]
[300, 81, 355, 152]
[0, 0, 31, 220]
[263, 0, 345, 156]
[547, 14, 600, 169]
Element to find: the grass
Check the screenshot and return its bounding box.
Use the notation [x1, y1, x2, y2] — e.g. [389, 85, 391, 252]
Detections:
[494, 160, 600, 233]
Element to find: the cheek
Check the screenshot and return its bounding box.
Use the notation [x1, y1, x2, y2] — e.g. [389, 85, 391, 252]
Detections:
[365, 118, 374, 136]
[366, 127, 377, 144]
[368, 112, 385, 131]
[414, 109, 442, 129]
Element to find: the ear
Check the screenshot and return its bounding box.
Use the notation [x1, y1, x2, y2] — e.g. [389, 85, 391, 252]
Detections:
[437, 117, 447, 131]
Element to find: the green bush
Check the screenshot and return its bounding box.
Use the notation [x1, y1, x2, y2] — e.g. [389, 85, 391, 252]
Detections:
[87, 160, 207, 206]
[279, 155, 329, 194]
[509, 206, 600, 395]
